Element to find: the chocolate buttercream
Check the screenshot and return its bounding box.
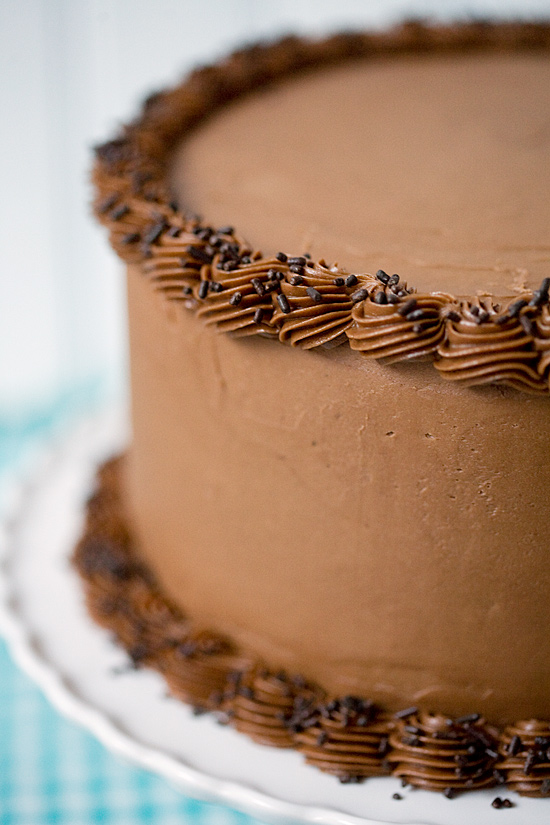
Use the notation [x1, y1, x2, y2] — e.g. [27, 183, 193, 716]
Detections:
[93, 21, 550, 393]
[74, 460, 550, 795]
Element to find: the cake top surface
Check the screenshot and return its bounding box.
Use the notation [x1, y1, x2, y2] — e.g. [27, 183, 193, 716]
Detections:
[172, 50, 550, 298]
[93, 21, 550, 395]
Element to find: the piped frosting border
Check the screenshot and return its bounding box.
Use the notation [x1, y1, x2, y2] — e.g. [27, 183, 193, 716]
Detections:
[92, 20, 550, 395]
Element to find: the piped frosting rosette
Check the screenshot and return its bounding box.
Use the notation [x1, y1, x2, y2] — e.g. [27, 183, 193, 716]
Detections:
[434, 297, 548, 393]
[270, 262, 358, 349]
[294, 697, 393, 781]
[388, 711, 499, 794]
[498, 720, 550, 796]
[230, 670, 323, 748]
[195, 257, 282, 337]
[346, 291, 451, 363]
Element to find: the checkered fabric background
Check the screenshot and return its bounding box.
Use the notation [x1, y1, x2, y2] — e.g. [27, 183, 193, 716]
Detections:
[0, 406, 266, 825]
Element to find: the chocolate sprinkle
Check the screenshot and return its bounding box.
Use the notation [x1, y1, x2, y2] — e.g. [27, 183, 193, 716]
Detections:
[276, 252, 288, 263]
[229, 291, 243, 306]
[351, 288, 368, 303]
[307, 286, 322, 303]
[394, 707, 418, 720]
[198, 280, 209, 300]
[376, 269, 390, 285]
[277, 294, 291, 314]
[397, 298, 417, 316]
[187, 245, 213, 265]
[345, 274, 358, 288]
[251, 278, 265, 296]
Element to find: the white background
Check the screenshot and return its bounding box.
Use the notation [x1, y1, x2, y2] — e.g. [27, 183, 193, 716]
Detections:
[1, 0, 549, 425]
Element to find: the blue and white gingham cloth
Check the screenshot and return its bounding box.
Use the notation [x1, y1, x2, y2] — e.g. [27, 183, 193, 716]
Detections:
[0, 397, 267, 825]
[0, 632, 265, 825]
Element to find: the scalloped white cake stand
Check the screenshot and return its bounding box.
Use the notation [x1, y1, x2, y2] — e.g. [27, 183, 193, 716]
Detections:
[0, 407, 546, 825]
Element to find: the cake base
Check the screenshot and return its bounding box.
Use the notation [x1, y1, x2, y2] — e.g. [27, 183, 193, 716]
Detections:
[73, 456, 550, 798]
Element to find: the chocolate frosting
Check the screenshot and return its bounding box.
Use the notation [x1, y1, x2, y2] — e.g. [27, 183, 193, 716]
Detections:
[74, 458, 550, 795]
[93, 20, 550, 394]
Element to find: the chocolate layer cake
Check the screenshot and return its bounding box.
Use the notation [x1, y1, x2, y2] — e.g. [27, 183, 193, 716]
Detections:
[78, 21, 550, 796]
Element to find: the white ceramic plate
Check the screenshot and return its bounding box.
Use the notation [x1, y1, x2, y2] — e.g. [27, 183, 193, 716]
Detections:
[0, 407, 546, 825]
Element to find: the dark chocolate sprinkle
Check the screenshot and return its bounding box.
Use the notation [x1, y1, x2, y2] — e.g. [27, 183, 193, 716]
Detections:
[143, 222, 165, 245]
[406, 308, 426, 322]
[97, 193, 119, 214]
[111, 204, 130, 221]
[277, 294, 291, 314]
[392, 793, 402, 800]
[276, 252, 288, 263]
[508, 298, 528, 318]
[209, 281, 223, 293]
[317, 730, 328, 746]
[121, 232, 140, 245]
[290, 275, 304, 286]
[229, 291, 243, 306]
[507, 734, 522, 756]
[198, 280, 209, 300]
[478, 310, 491, 324]
[388, 274, 400, 286]
[187, 245, 213, 265]
[524, 750, 536, 774]
[307, 286, 322, 302]
[345, 274, 358, 288]
[182, 285, 193, 296]
[402, 735, 421, 747]
[333, 277, 345, 287]
[373, 291, 387, 305]
[444, 787, 456, 799]
[492, 797, 504, 809]
[267, 268, 284, 281]
[351, 288, 368, 303]
[387, 292, 400, 304]
[376, 269, 390, 285]
[397, 298, 417, 316]
[254, 308, 264, 324]
[192, 705, 207, 716]
[541, 778, 550, 795]
[251, 278, 265, 296]
[394, 706, 418, 720]
[455, 713, 481, 726]
[167, 225, 181, 238]
[217, 225, 234, 235]
[289, 264, 305, 275]
[502, 799, 513, 808]
[520, 314, 536, 336]
[288, 256, 306, 266]
[378, 736, 389, 755]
